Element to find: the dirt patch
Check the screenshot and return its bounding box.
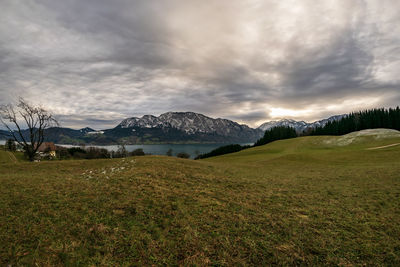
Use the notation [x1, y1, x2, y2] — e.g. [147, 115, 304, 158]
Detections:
[366, 143, 400, 150]
[7, 151, 17, 163]
[324, 129, 400, 146]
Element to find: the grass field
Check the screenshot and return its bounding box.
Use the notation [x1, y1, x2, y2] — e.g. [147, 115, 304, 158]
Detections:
[0, 129, 400, 266]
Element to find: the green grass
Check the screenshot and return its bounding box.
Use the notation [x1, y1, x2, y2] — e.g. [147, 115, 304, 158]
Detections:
[1, 131, 400, 265]
[0, 148, 25, 164]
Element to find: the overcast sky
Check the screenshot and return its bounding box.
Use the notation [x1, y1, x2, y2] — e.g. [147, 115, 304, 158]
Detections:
[1, 0, 399, 129]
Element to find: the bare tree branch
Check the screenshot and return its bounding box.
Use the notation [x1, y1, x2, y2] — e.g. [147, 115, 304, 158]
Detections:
[0, 98, 59, 161]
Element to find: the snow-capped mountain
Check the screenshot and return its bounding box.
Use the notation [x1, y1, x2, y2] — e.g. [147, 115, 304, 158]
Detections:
[308, 115, 346, 129]
[119, 115, 170, 129]
[258, 115, 346, 133]
[258, 119, 309, 132]
[119, 112, 262, 138]
[115, 112, 262, 142]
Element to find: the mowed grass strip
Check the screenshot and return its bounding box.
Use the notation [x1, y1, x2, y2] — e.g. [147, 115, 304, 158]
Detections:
[0, 134, 400, 265]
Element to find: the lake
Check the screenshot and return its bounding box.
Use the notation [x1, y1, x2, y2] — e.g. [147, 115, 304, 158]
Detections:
[0, 140, 250, 159]
[59, 143, 252, 158]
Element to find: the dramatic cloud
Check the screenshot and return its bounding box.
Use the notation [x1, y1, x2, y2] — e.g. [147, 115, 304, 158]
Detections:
[0, 0, 399, 129]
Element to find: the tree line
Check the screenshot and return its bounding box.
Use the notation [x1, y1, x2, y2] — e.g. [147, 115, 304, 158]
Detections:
[310, 107, 400, 136]
[254, 126, 297, 146]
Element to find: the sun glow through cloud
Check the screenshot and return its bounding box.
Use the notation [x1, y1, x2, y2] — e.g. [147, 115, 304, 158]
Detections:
[269, 108, 314, 120]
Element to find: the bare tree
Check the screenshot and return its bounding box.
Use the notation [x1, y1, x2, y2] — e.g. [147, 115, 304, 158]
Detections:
[0, 98, 59, 161]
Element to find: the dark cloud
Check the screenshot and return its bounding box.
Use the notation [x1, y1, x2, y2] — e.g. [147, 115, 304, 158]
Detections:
[55, 115, 121, 130]
[0, 0, 399, 129]
[227, 111, 271, 125]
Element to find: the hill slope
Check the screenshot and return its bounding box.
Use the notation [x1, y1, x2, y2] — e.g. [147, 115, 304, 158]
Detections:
[1, 130, 400, 265]
[206, 128, 400, 164]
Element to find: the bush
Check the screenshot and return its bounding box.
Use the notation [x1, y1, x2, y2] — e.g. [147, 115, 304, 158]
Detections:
[176, 152, 190, 159]
[131, 148, 145, 156]
[56, 148, 71, 159]
[85, 147, 110, 159]
[113, 144, 129, 158]
[67, 147, 87, 156]
[73, 152, 87, 159]
[53, 146, 114, 160]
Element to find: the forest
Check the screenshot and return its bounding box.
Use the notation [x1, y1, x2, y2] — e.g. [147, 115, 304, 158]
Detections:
[310, 107, 400, 135]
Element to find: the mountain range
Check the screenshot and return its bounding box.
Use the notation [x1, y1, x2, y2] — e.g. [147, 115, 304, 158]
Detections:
[0, 112, 345, 145]
[258, 115, 346, 132]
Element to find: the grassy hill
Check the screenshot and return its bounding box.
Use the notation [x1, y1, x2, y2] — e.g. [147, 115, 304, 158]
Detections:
[0, 129, 399, 265]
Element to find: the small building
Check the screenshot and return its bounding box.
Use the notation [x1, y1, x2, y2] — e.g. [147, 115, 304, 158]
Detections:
[37, 142, 57, 158]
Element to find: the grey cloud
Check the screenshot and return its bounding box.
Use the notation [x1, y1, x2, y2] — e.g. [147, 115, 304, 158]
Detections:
[227, 111, 271, 125]
[0, 0, 399, 129]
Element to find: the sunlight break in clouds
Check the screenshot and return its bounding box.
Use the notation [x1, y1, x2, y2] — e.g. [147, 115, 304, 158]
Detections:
[0, 0, 399, 129]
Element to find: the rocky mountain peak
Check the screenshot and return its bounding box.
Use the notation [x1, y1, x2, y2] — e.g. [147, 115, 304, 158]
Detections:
[117, 111, 263, 138]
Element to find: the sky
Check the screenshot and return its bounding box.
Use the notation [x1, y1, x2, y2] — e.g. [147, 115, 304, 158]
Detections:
[0, 0, 399, 129]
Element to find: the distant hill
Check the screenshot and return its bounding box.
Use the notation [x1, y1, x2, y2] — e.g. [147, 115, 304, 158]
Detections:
[0, 127, 115, 146]
[0, 129, 10, 139]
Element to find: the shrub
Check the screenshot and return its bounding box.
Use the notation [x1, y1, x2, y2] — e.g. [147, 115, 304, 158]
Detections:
[73, 152, 87, 159]
[85, 147, 110, 159]
[67, 147, 87, 156]
[114, 144, 129, 158]
[56, 148, 71, 159]
[131, 148, 145, 156]
[176, 152, 190, 159]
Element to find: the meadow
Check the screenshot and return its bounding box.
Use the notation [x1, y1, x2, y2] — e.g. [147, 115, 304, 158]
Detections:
[0, 129, 399, 266]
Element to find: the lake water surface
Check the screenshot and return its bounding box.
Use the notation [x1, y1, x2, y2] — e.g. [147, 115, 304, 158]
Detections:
[59, 143, 251, 158]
